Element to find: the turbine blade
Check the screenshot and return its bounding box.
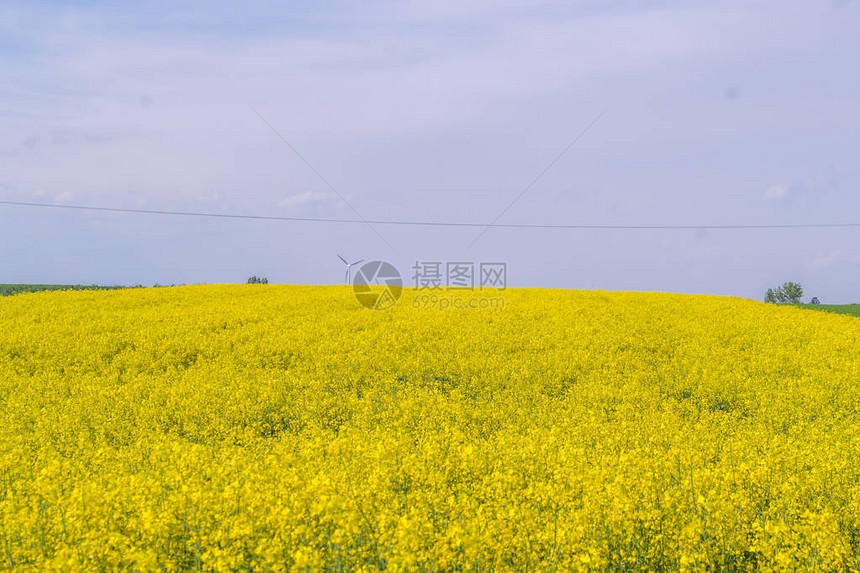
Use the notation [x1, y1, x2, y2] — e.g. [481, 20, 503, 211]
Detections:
[351, 260, 364, 266]
[337, 254, 348, 264]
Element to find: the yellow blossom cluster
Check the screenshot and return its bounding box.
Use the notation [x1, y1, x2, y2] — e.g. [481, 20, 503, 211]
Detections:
[0, 285, 858, 571]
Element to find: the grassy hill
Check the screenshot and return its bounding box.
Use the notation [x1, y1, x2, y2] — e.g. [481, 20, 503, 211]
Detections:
[797, 303, 860, 317]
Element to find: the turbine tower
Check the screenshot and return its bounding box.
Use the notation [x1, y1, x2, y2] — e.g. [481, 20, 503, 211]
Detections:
[338, 254, 364, 284]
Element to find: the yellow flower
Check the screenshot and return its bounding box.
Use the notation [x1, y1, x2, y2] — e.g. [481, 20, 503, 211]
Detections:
[0, 285, 857, 570]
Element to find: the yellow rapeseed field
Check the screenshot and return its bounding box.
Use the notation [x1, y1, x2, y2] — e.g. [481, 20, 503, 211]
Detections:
[1, 285, 858, 571]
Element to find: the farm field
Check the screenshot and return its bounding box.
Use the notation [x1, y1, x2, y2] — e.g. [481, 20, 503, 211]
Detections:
[796, 303, 860, 318]
[0, 284, 126, 297]
[1, 285, 859, 571]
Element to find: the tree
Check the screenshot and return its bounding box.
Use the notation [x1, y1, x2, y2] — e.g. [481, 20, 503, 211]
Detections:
[247, 276, 269, 284]
[764, 281, 803, 304]
[779, 282, 803, 303]
[810, 297, 820, 304]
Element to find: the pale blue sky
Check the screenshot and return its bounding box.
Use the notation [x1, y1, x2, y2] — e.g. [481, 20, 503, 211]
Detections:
[1, 0, 858, 302]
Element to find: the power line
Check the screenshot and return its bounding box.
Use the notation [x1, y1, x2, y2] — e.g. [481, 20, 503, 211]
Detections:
[1, 199, 859, 230]
[251, 108, 395, 251]
[466, 108, 608, 251]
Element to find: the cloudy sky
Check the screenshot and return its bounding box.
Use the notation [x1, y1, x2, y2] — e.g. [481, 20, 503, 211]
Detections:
[1, 0, 858, 302]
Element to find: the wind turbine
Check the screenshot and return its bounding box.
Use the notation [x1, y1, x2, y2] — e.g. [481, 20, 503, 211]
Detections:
[338, 254, 364, 284]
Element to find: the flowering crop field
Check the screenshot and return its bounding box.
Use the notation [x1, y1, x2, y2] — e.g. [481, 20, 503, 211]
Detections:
[1, 285, 859, 571]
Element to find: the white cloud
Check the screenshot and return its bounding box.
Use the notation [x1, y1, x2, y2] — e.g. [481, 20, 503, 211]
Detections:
[54, 191, 76, 203]
[812, 252, 839, 267]
[0, 1, 756, 211]
[762, 181, 827, 211]
[276, 191, 341, 208]
[764, 184, 788, 201]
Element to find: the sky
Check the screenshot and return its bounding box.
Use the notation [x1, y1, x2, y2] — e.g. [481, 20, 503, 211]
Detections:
[1, 0, 858, 302]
